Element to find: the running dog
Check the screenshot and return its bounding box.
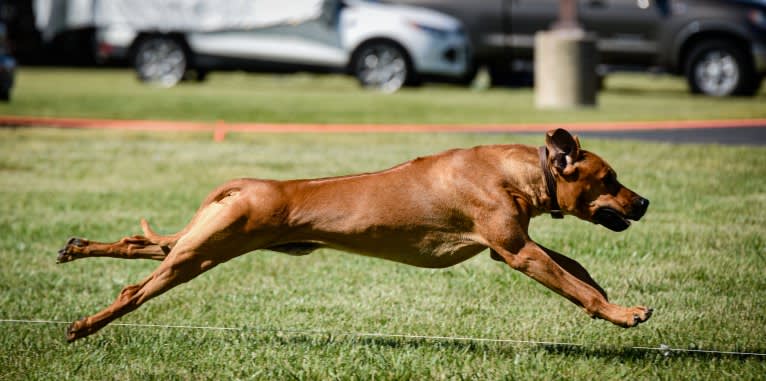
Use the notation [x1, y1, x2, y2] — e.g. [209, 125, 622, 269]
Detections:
[59, 129, 651, 342]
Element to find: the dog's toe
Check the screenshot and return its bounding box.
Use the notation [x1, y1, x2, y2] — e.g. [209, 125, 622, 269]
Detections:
[67, 237, 87, 247]
[56, 248, 70, 264]
[66, 323, 80, 343]
[633, 306, 653, 326]
[66, 323, 77, 342]
[57, 237, 87, 264]
[619, 306, 653, 327]
[66, 317, 88, 343]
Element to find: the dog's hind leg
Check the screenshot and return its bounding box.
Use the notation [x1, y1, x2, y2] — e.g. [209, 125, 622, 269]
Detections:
[57, 181, 246, 265]
[56, 235, 170, 263]
[56, 219, 179, 263]
[65, 243, 219, 342]
[65, 186, 281, 342]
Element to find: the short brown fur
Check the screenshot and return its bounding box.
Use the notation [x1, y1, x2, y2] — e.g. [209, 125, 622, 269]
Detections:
[59, 129, 651, 342]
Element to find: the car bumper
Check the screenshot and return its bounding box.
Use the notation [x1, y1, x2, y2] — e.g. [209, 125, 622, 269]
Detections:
[0, 55, 16, 91]
[96, 27, 137, 61]
[410, 33, 470, 77]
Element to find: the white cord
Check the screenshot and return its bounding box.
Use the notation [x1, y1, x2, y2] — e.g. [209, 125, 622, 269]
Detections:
[2, 318, 763, 357]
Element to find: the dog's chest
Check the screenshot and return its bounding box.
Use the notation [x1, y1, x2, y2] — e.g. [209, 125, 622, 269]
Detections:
[359, 230, 485, 268]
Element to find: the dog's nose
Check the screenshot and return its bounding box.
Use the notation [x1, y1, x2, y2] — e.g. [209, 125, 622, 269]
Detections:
[631, 197, 649, 220]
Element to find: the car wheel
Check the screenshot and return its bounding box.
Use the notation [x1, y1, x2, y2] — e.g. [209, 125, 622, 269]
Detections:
[685, 39, 758, 97]
[133, 36, 188, 88]
[352, 41, 414, 93]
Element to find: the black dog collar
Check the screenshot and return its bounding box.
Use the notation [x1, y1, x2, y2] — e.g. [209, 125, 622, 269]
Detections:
[538, 146, 564, 219]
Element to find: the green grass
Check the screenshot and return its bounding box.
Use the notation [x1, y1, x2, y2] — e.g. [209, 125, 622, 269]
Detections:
[2, 68, 765, 124]
[1, 129, 765, 379]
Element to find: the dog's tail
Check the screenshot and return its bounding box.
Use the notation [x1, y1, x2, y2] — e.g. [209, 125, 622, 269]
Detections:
[140, 218, 183, 248]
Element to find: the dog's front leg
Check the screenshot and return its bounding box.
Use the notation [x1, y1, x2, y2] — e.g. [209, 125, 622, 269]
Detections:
[492, 242, 652, 328]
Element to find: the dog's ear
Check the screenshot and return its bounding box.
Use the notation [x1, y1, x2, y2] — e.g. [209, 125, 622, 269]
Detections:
[545, 129, 581, 176]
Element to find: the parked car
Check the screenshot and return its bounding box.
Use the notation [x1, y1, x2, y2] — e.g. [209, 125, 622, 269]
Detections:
[0, 23, 15, 101]
[86, 0, 469, 92]
[389, 0, 766, 96]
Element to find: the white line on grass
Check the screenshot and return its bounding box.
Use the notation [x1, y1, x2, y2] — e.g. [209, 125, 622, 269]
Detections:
[2, 318, 763, 357]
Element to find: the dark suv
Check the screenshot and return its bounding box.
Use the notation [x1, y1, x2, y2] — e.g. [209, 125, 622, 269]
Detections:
[0, 23, 15, 102]
[390, 0, 766, 96]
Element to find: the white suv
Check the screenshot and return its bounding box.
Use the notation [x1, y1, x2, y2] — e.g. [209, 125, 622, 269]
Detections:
[96, 0, 470, 92]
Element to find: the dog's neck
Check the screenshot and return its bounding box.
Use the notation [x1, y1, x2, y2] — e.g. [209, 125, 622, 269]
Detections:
[497, 145, 562, 220]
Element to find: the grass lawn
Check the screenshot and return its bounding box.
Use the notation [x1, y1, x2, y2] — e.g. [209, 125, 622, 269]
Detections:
[1, 128, 764, 379]
[1, 67, 765, 124]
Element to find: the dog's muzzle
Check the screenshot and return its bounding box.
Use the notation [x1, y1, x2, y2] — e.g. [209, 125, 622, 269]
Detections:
[594, 197, 649, 232]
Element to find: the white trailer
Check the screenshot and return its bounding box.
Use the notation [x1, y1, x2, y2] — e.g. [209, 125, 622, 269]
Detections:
[33, 0, 470, 92]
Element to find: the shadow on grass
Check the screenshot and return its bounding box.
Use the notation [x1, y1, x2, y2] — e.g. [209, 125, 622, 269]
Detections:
[244, 331, 766, 361]
[538, 344, 766, 361]
[602, 86, 690, 97]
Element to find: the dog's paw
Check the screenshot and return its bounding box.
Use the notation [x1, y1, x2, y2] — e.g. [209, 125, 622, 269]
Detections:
[66, 317, 88, 343]
[57, 237, 88, 264]
[626, 306, 653, 327]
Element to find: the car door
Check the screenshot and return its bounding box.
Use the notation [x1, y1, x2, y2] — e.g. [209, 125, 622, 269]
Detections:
[580, 0, 664, 65]
[509, 0, 664, 66]
[188, 0, 348, 69]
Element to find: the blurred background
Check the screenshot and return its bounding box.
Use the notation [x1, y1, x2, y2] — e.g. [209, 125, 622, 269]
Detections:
[2, 0, 766, 99]
[1, 3, 766, 378]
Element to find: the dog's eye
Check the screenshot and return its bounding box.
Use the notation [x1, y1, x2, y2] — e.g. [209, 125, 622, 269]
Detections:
[603, 172, 617, 187]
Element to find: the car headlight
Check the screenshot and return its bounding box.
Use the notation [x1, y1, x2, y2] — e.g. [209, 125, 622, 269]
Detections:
[0, 56, 15, 70]
[748, 8, 766, 29]
[410, 22, 452, 39]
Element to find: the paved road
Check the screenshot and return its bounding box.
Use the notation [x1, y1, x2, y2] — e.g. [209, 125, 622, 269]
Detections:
[575, 126, 766, 146]
[2, 116, 765, 145]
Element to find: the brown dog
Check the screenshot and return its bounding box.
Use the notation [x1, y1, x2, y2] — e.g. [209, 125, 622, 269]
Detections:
[59, 129, 651, 342]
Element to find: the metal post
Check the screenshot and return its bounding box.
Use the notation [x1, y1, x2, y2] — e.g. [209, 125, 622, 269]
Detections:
[535, 0, 597, 108]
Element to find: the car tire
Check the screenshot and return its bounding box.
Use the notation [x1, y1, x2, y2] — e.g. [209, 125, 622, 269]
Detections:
[195, 69, 209, 83]
[352, 41, 415, 93]
[133, 36, 188, 88]
[684, 39, 759, 97]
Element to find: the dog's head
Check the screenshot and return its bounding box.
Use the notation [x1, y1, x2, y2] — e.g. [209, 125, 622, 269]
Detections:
[543, 129, 649, 232]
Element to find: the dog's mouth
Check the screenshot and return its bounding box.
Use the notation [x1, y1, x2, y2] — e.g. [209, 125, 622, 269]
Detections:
[593, 207, 631, 232]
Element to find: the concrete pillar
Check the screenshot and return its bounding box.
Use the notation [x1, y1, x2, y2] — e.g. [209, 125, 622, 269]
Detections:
[534, 29, 598, 109]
